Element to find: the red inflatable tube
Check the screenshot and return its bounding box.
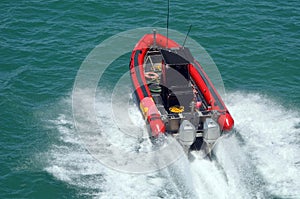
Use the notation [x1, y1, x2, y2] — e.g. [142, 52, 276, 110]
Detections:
[189, 63, 234, 131]
[140, 97, 165, 137]
[218, 112, 234, 132]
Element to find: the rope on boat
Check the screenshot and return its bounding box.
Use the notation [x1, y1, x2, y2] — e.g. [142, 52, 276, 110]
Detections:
[169, 105, 184, 113]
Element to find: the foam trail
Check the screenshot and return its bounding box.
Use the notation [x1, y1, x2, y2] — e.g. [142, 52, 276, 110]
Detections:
[214, 134, 267, 198]
[45, 91, 195, 198]
[44, 89, 300, 198]
[44, 89, 232, 198]
[45, 104, 161, 198]
[225, 91, 300, 198]
[190, 154, 231, 199]
[43, 91, 235, 198]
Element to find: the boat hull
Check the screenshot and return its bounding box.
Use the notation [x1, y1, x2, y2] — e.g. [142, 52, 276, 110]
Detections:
[129, 32, 234, 152]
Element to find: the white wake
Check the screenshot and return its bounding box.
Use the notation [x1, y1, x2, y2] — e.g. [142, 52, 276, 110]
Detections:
[44, 90, 300, 198]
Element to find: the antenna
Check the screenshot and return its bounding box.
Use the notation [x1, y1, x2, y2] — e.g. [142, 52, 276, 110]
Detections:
[153, 29, 156, 48]
[166, 0, 170, 48]
[182, 25, 192, 47]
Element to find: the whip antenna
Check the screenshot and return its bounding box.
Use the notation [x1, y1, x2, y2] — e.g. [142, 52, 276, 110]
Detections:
[183, 25, 192, 47]
[166, 0, 170, 48]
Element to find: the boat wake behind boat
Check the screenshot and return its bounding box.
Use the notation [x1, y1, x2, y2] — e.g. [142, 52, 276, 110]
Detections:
[129, 30, 234, 156]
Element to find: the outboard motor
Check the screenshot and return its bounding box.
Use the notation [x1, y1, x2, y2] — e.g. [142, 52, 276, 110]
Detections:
[203, 118, 221, 152]
[178, 120, 196, 146]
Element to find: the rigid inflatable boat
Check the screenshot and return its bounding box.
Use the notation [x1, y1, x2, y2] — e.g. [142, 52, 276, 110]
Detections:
[129, 30, 234, 154]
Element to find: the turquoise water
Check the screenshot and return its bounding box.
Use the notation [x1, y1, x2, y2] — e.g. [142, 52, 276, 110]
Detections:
[1, 1, 299, 198]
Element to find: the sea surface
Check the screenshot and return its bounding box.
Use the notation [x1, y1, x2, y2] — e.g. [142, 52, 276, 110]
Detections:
[1, 0, 300, 198]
